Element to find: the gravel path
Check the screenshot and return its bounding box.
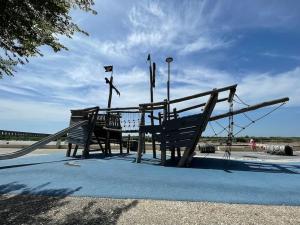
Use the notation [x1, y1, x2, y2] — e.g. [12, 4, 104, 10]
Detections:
[1, 194, 299, 225]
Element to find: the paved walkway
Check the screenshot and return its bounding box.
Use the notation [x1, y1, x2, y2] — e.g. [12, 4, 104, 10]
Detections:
[0, 153, 300, 205]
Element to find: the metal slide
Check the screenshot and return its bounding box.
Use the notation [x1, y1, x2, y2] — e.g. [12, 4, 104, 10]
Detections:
[0, 120, 88, 160]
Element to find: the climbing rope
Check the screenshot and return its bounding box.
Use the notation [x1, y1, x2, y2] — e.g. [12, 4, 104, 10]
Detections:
[234, 94, 250, 106]
[208, 121, 230, 139]
[207, 94, 287, 159]
[233, 101, 286, 136]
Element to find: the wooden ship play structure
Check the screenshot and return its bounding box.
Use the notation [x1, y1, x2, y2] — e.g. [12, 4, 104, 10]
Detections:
[0, 55, 289, 167]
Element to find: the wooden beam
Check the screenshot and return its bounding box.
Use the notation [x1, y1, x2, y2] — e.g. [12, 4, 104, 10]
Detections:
[170, 84, 236, 104]
[148, 114, 160, 120]
[99, 106, 139, 111]
[140, 84, 237, 107]
[228, 87, 236, 102]
[209, 97, 289, 121]
[171, 97, 228, 114]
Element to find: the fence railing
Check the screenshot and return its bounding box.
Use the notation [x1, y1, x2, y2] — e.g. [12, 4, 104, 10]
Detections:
[0, 129, 50, 138]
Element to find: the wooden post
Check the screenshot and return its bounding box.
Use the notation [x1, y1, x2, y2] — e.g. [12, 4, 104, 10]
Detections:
[170, 108, 176, 160]
[136, 107, 145, 163]
[120, 139, 123, 155]
[158, 112, 162, 125]
[72, 145, 79, 157]
[127, 134, 130, 154]
[173, 108, 181, 158]
[161, 100, 168, 165]
[105, 115, 111, 156]
[66, 143, 72, 157]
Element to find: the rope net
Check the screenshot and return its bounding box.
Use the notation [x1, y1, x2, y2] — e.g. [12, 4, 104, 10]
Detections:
[120, 112, 141, 132]
[206, 94, 286, 158]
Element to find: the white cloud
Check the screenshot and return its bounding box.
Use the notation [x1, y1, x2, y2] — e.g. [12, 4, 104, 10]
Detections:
[237, 67, 300, 106]
[0, 84, 37, 97]
[179, 37, 232, 55]
[261, 52, 300, 61]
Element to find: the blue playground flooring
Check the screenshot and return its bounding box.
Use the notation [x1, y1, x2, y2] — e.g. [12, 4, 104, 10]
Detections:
[0, 152, 300, 206]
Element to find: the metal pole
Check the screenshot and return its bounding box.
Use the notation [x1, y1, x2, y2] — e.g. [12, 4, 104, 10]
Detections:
[165, 57, 173, 120]
[167, 63, 170, 102]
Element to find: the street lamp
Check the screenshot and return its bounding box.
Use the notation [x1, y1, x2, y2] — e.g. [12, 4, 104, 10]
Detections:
[165, 57, 173, 118]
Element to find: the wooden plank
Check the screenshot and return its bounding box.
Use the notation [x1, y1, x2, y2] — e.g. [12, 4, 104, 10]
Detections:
[165, 131, 196, 142]
[122, 129, 139, 133]
[150, 129, 197, 143]
[102, 127, 122, 132]
[139, 125, 162, 133]
[163, 114, 203, 131]
[178, 92, 218, 167]
[152, 133, 162, 142]
[66, 138, 86, 146]
[166, 139, 193, 148]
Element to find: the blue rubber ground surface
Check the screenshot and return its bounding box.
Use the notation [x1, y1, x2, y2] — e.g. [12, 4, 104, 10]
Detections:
[0, 153, 300, 205]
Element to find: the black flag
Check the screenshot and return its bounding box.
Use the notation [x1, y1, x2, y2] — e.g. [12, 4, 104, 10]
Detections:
[147, 54, 151, 61]
[104, 65, 113, 72]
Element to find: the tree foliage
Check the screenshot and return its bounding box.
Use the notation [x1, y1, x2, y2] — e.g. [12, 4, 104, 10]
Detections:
[0, 0, 97, 77]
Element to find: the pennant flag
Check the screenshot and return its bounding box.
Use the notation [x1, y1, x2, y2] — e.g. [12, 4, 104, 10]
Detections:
[152, 62, 156, 87]
[104, 65, 113, 72]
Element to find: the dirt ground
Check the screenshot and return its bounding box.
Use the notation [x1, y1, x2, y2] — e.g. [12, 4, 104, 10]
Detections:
[1, 194, 300, 225]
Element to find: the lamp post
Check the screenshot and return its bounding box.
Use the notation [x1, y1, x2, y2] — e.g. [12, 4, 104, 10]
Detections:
[166, 57, 173, 119]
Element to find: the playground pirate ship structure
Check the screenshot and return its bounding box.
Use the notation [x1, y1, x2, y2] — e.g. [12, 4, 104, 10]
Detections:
[0, 55, 289, 167]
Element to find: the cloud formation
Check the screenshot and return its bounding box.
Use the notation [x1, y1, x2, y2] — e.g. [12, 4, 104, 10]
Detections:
[1, 0, 299, 135]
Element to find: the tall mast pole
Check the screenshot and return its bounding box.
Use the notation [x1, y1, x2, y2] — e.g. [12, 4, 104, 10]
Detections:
[107, 75, 113, 109]
[147, 54, 156, 158]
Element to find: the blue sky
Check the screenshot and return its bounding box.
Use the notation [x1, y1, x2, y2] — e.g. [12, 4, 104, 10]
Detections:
[1, 0, 300, 136]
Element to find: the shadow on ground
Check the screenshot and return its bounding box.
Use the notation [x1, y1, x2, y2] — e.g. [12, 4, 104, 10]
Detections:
[0, 182, 138, 225]
[165, 157, 300, 174]
[0, 158, 77, 170]
[76, 152, 300, 174]
[2, 152, 299, 176]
